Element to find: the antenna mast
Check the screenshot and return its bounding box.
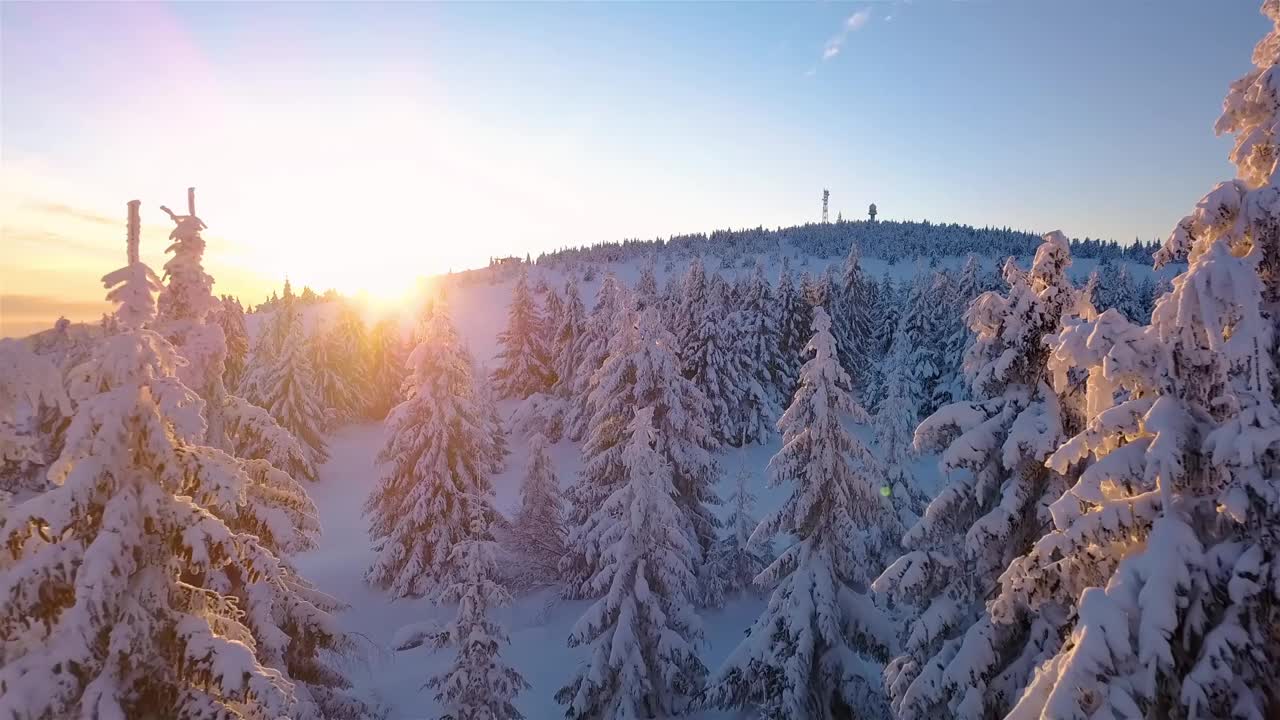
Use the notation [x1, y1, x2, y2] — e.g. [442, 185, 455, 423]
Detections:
[822, 189, 830, 224]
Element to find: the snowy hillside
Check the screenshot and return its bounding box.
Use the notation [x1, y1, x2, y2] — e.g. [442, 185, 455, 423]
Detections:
[249, 238, 1165, 718]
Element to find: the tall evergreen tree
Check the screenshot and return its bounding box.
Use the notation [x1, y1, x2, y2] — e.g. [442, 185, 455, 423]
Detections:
[217, 295, 250, 391]
[997, 11, 1280, 716]
[565, 274, 624, 441]
[733, 259, 785, 442]
[309, 322, 360, 427]
[674, 258, 709, 367]
[873, 233, 1085, 720]
[365, 300, 495, 600]
[834, 242, 876, 392]
[703, 466, 772, 609]
[707, 307, 898, 720]
[556, 407, 708, 719]
[400, 504, 528, 720]
[365, 317, 409, 420]
[509, 433, 566, 588]
[0, 210, 304, 719]
[155, 193, 231, 448]
[633, 257, 659, 311]
[681, 273, 744, 444]
[241, 291, 329, 465]
[562, 307, 719, 598]
[492, 268, 554, 400]
[775, 257, 810, 399]
[549, 274, 587, 401]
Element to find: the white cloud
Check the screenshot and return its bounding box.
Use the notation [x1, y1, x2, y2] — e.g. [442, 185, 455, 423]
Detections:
[822, 8, 872, 62]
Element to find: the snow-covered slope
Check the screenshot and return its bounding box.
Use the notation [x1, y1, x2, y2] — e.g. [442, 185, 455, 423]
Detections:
[286, 237, 1150, 718]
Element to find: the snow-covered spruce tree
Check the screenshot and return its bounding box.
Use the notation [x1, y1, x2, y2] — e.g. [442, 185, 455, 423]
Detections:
[472, 355, 510, 475]
[241, 294, 329, 465]
[223, 394, 318, 483]
[674, 257, 709, 367]
[0, 213, 303, 719]
[682, 273, 746, 444]
[561, 306, 720, 599]
[508, 432, 566, 589]
[217, 295, 250, 391]
[707, 307, 898, 720]
[398, 503, 528, 720]
[896, 271, 948, 422]
[492, 267, 554, 400]
[776, 257, 811, 399]
[703, 466, 773, 609]
[0, 339, 69, 493]
[564, 273, 624, 441]
[866, 272, 902, 411]
[365, 316, 410, 420]
[328, 303, 373, 417]
[994, 10, 1280, 716]
[874, 340, 928, 529]
[155, 193, 232, 449]
[550, 274, 587, 401]
[365, 300, 496, 600]
[541, 282, 564, 356]
[871, 232, 1085, 720]
[634, 256, 660, 311]
[834, 242, 876, 392]
[309, 323, 360, 427]
[733, 259, 785, 443]
[556, 407, 708, 719]
[937, 255, 986, 407]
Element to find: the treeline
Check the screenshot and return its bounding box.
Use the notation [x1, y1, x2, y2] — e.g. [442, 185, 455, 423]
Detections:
[528, 217, 1162, 270]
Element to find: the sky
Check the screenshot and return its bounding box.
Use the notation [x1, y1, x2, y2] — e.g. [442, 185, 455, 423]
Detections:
[0, 0, 1268, 337]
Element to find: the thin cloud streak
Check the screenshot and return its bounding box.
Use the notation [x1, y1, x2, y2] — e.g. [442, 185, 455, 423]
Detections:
[822, 8, 872, 62]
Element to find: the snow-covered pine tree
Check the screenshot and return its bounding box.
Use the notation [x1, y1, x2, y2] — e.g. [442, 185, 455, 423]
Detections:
[564, 273, 624, 441]
[775, 257, 810, 399]
[155, 191, 232, 448]
[674, 258, 709, 369]
[707, 306, 898, 720]
[217, 295, 250, 391]
[241, 292, 329, 465]
[0, 338, 69, 493]
[873, 272, 901, 359]
[875, 340, 928, 529]
[897, 271, 948, 422]
[866, 271, 902, 411]
[556, 407, 707, 719]
[329, 303, 373, 416]
[472, 355, 510, 474]
[365, 316, 409, 420]
[365, 299, 496, 600]
[310, 322, 360, 427]
[561, 306, 720, 598]
[995, 9, 1280, 716]
[492, 267, 554, 400]
[0, 207, 303, 718]
[549, 274, 587, 403]
[733, 259, 785, 443]
[834, 242, 876, 392]
[682, 272, 745, 444]
[703, 466, 772, 609]
[634, 256, 659, 311]
[223, 394, 318, 482]
[872, 232, 1085, 720]
[541, 281, 564, 355]
[509, 432, 566, 589]
[411, 503, 528, 720]
[937, 255, 985, 407]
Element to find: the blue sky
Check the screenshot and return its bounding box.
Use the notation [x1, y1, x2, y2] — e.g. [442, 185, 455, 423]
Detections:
[0, 1, 1268, 334]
